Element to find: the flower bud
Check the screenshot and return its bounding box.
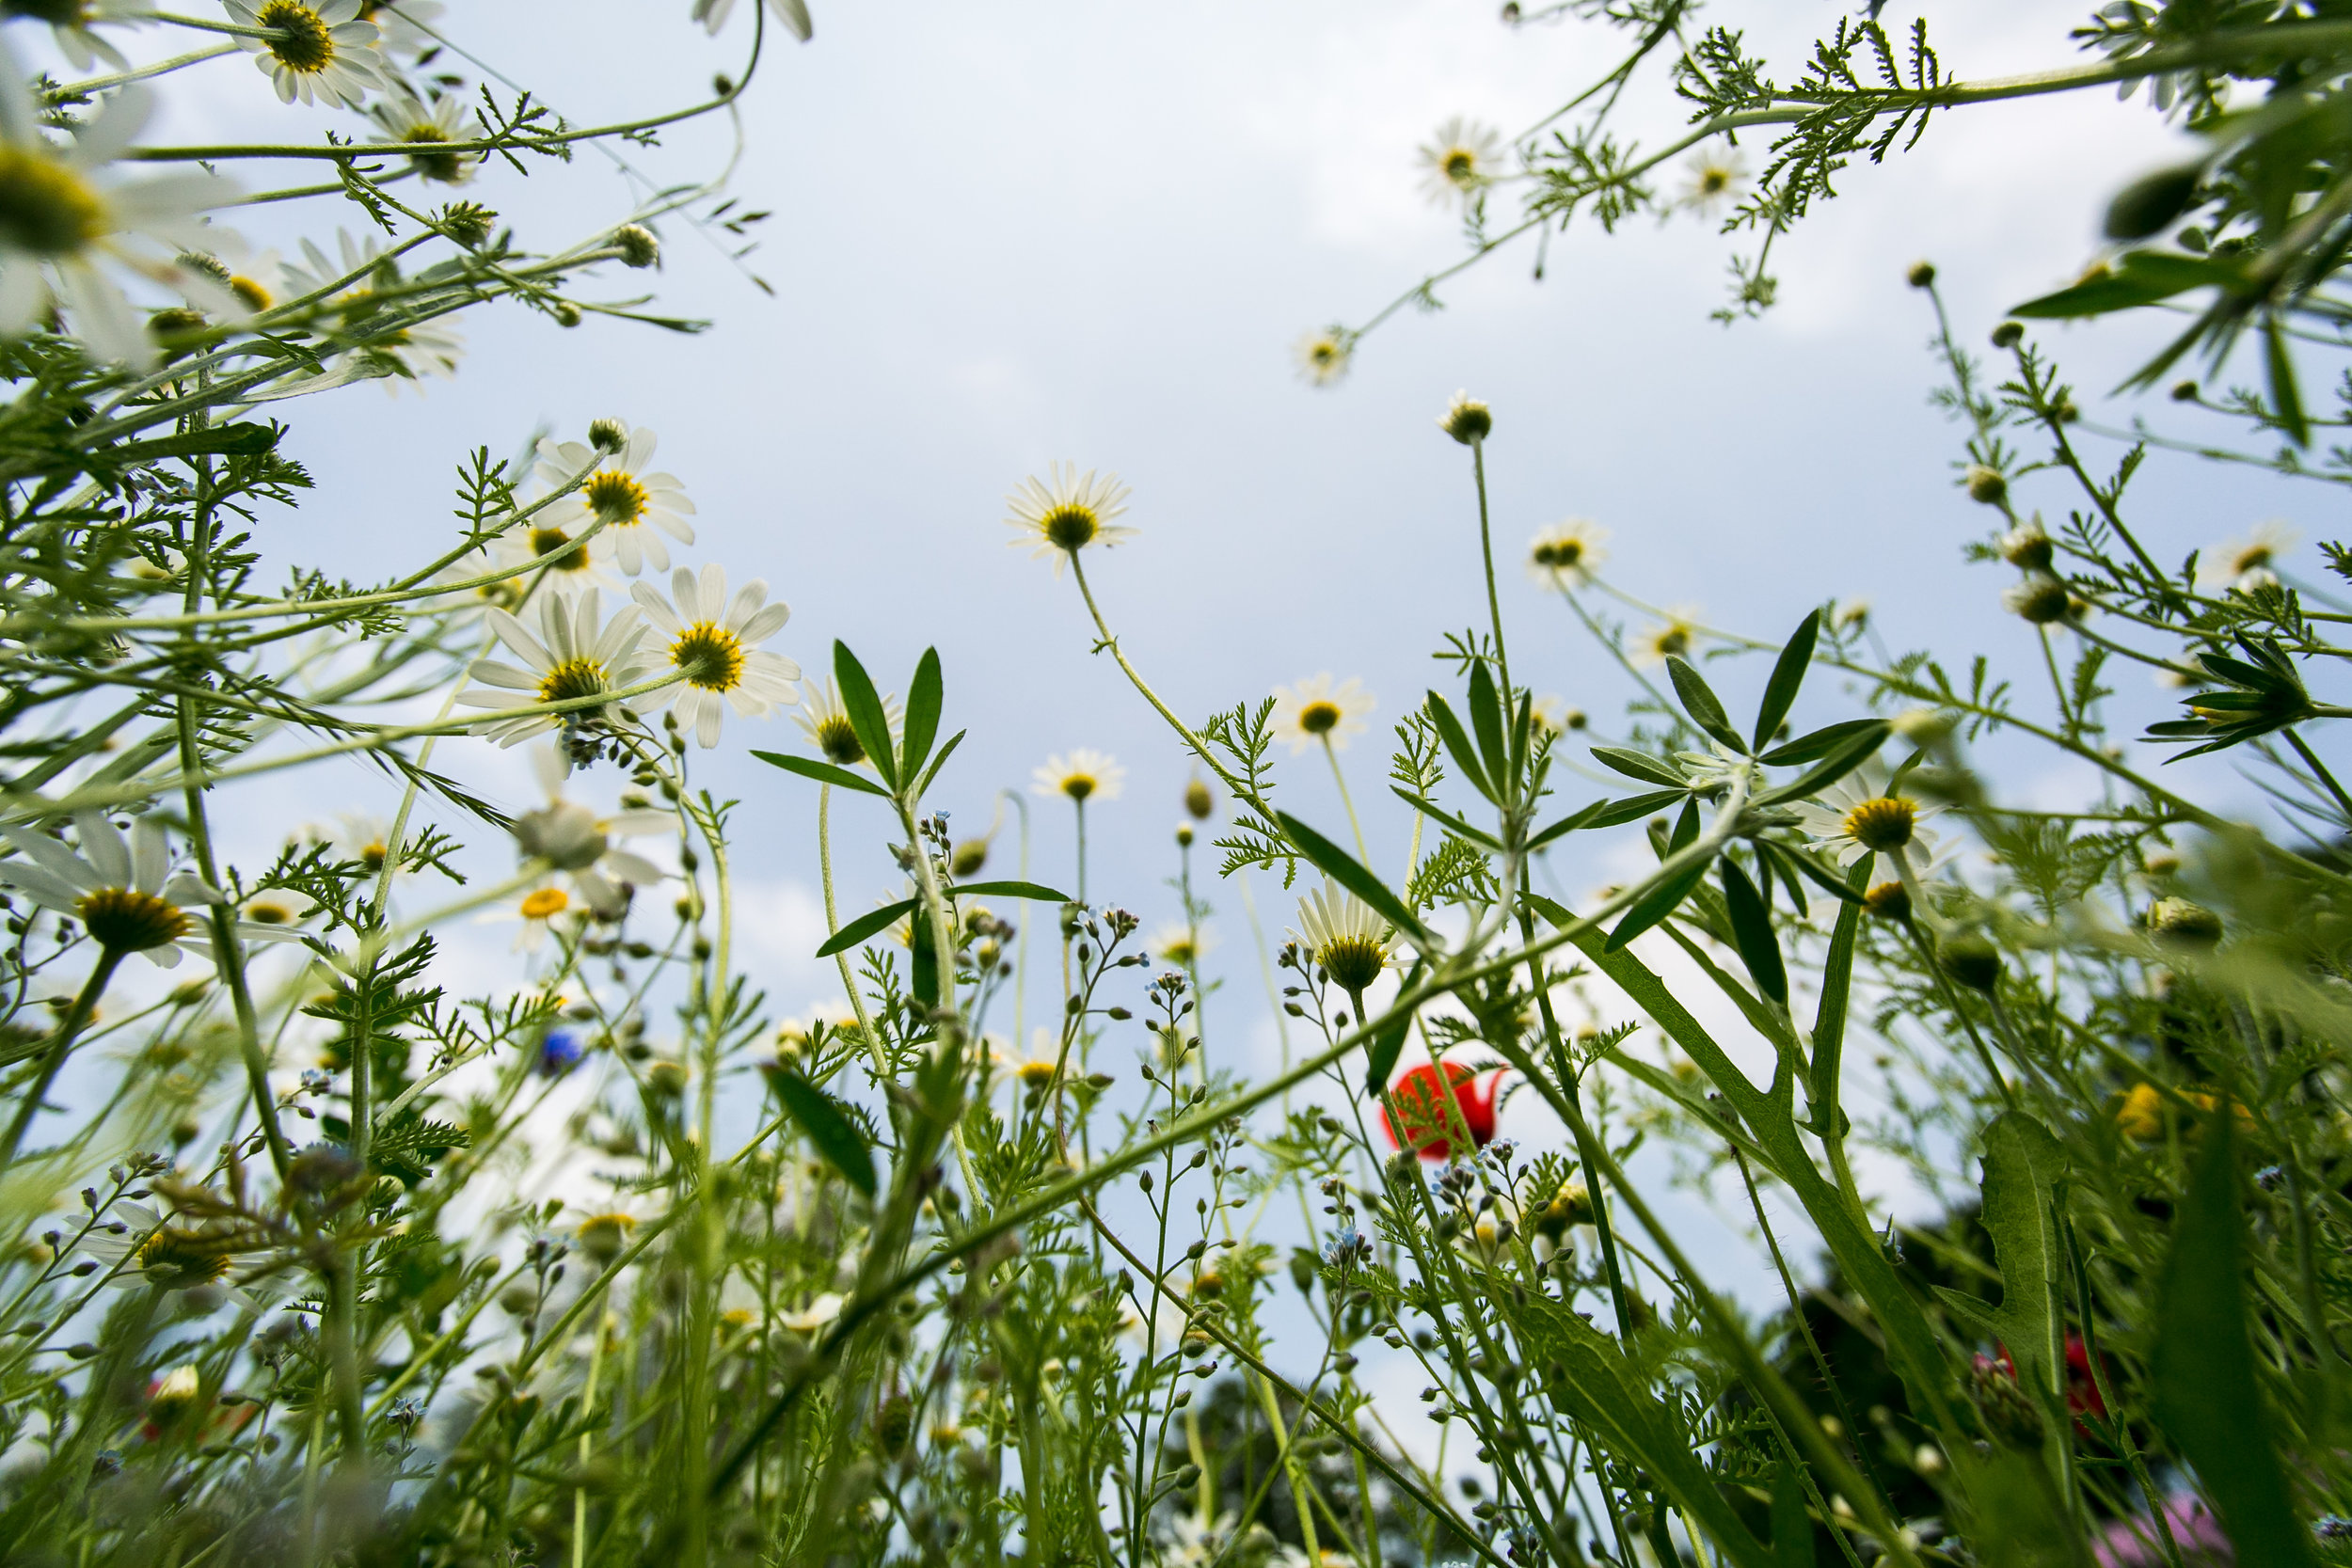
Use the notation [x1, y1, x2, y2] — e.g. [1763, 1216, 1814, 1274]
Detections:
[2104, 163, 2201, 242]
[2170, 379, 2199, 403]
[950, 838, 988, 877]
[1438, 391, 1492, 445]
[1906, 260, 1936, 289]
[1999, 520, 2053, 572]
[588, 418, 628, 452]
[1964, 465, 2008, 505]
[2147, 895, 2222, 948]
[1990, 321, 2024, 349]
[2003, 573, 2071, 625]
[612, 223, 660, 269]
[1863, 881, 1912, 922]
[1937, 933, 2002, 994]
[1184, 778, 1215, 819]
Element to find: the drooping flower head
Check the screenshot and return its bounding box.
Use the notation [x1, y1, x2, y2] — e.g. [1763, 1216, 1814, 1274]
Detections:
[1004, 462, 1135, 572]
[14, 0, 145, 71]
[0, 71, 242, 365]
[1033, 750, 1124, 805]
[511, 743, 669, 916]
[629, 563, 801, 748]
[1418, 117, 1502, 208]
[533, 422, 695, 577]
[456, 589, 650, 747]
[1292, 878, 1391, 994]
[1381, 1060, 1503, 1162]
[689, 0, 812, 41]
[368, 91, 475, 184]
[1271, 673, 1375, 755]
[226, 0, 384, 107]
[1526, 520, 1610, 588]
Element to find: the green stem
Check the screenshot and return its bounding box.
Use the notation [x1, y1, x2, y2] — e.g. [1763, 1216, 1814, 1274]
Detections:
[1321, 734, 1371, 864]
[818, 784, 885, 1076]
[1470, 439, 1510, 697]
[0, 947, 121, 1166]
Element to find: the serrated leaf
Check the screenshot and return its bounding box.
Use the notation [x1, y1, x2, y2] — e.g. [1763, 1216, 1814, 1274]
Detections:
[1667, 657, 1745, 752]
[1754, 611, 1820, 749]
[900, 647, 943, 782]
[1277, 811, 1432, 948]
[1718, 857, 1787, 1004]
[751, 750, 891, 798]
[1592, 746, 1688, 788]
[2153, 1109, 2316, 1568]
[772, 1073, 876, 1196]
[1978, 1113, 2068, 1401]
[833, 641, 898, 792]
[816, 896, 918, 958]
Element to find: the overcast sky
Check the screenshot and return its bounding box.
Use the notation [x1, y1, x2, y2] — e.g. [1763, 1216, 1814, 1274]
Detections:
[45, 0, 2335, 1340]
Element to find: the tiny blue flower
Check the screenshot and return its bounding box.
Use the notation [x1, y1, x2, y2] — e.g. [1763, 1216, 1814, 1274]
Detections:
[538, 1029, 582, 1078]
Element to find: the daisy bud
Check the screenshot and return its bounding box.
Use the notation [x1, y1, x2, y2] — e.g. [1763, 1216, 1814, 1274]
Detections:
[1906, 261, 1936, 288]
[1438, 391, 1492, 445]
[1915, 1444, 1947, 1477]
[613, 223, 660, 269]
[555, 303, 583, 328]
[1936, 933, 2002, 994]
[1184, 778, 1215, 819]
[149, 1365, 201, 1422]
[1998, 520, 2053, 571]
[1990, 321, 2024, 349]
[2148, 896, 2222, 948]
[2142, 846, 2181, 877]
[2003, 573, 2071, 625]
[1964, 465, 2007, 505]
[2171, 379, 2200, 403]
[950, 838, 989, 877]
[1863, 880, 1911, 922]
[1175, 822, 1194, 847]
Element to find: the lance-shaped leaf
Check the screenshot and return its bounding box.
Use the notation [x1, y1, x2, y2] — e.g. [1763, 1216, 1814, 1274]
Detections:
[834, 641, 900, 792]
[1466, 660, 1509, 784]
[1718, 857, 1788, 1005]
[1667, 656, 1746, 753]
[1424, 692, 1497, 803]
[1806, 860, 1867, 1131]
[912, 907, 939, 1006]
[1277, 812, 1434, 948]
[751, 750, 891, 799]
[900, 647, 943, 783]
[1975, 1114, 2068, 1401]
[772, 1073, 876, 1196]
[952, 879, 1073, 902]
[1759, 718, 1884, 768]
[1753, 610, 1820, 749]
[1607, 800, 1711, 952]
[1361, 958, 1425, 1094]
[2152, 1110, 2316, 1568]
[914, 729, 965, 798]
[816, 896, 918, 958]
[1390, 787, 1502, 851]
[1753, 721, 1889, 809]
[1592, 746, 1689, 788]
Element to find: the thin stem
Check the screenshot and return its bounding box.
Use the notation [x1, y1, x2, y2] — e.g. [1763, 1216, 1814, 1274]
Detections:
[1470, 439, 1510, 697]
[2286, 727, 2352, 823]
[818, 784, 885, 1076]
[1320, 734, 1371, 864]
[0, 947, 121, 1166]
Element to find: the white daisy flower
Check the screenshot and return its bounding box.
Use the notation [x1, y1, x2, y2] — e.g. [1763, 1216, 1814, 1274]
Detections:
[1418, 117, 1503, 208]
[367, 90, 475, 184]
[79, 1201, 273, 1313]
[1152, 922, 1214, 967]
[237, 886, 316, 927]
[226, 0, 383, 107]
[1679, 146, 1747, 215]
[1270, 673, 1375, 755]
[1295, 325, 1352, 387]
[793, 677, 899, 768]
[0, 71, 242, 366]
[689, 0, 811, 41]
[0, 812, 292, 968]
[320, 813, 394, 874]
[2197, 520, 2296, 594]
[1526, 519, 1610, 588]
[628, 564, 800, 748]
[492, 515, 622, 595]
[511, 744, 670, 918]
[356, 0, 444, 58]
[1791, 775, 1946, 879]
[533, 423, 694, 577]
[23, 0, 145, 72]
[279, 231, 466, 390]
[1530, 695, 1582, 736]
[455, 589, 652, 748]
[1004, 462, 1135, 573]
[1033, 749, 1124, 804]
[1291, 878, 1392, 993]
[427, 544, 526, 623]
[1631, 604, 1702, 667]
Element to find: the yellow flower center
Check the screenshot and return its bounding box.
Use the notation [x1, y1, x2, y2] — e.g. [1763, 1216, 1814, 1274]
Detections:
[245, 898, 299, 925]
[135, 1227, 231, 1290]
[1652, 626, 1690, 658]
[256, 0, 336, 72]
[399, 124, 468, 183]
[536, 657, 609, 706]
[1298, 700, 1342, 736]
[1318, 935, 1386, 993]
[671, 622, 745, 691]
[359, 840, 387, 871]
[1041, 504, 1098, 551]
[813, 714, 864, 767]
[1534, 537, 1583, 569]
[76, 886, 187, 951]
[1016, 1059, 1057, 1086]
[2231, 543, 2274, 577]
[1842, 796, 1917, 853]
[0, 145, 105, 258]
[1309, 340, 1340, 368]
[529, 525, 587, 573]
[1442, 148, 1477, 183]
[584, 470, 649, 528]
[520, 887, 569, 920]
[229, 275, 273, 312]
[1058, 772, 1098, 802]
[1698, 166, 1731, 195]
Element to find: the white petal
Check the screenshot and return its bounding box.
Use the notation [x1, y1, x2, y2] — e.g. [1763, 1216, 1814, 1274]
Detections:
[128, 816, 167, 894]
[73, 810, 130, 887]
[466, 658, 540, 691]
[736, 601, 789, 644]
[630, 582, 681, 640]
[694, 697, 723, 749]
[600, 849, 662, 886]
[485, 610, 552, 673]
[0, 259, 51, 337]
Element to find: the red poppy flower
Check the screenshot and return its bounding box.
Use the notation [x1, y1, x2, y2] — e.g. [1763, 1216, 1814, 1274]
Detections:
[1382, 1062, 1504, 1161]
[1981, 1333, 2107, 1424]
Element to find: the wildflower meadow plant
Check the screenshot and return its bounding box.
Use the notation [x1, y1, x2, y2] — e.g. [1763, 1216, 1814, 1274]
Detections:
[2, 1, 2351, 1566]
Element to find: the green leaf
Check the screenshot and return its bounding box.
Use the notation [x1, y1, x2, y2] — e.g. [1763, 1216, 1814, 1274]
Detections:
[952, 879, 1073, 902]
[1466, 660, 1509, 784]
[1758, 718, 1884, 768]
[1277, 812, 1433, 947]
[2009, 248, 2242, 318]
[900, 646, 943, 782]
[1718, 858, 1787, 1004]
[2153, 1109, 2317, 1568]
[1424, 692, 1496, 803]
[2265, 310, 2309, 448]
[1591, 746, 1688, 788]
[1753, 721, 1890, 809]
[1362, 958, 1424, 1094]
[1526, 798, 1609, 851]
[1606, 849, 1714, 952]
[109, 421, 283, 467]
[1390, 787, 1502, 851]
[911, 906, 938, 1007]
[914, 729, 965, 799]
[772, 1073, 876, 1196]
[1771, 1464, 1813, 1568]
[1667, 657, 1745, 752]
[1754, 611, 1820, 749]
[1581, 788, 1690, 830]
[751, 750, 890, 799]
[816, 896, 918, 958]
[1977, 1113, 2069, 1402]
[833, 641, 899, 792]
[1807, 859, 1867, 1127]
